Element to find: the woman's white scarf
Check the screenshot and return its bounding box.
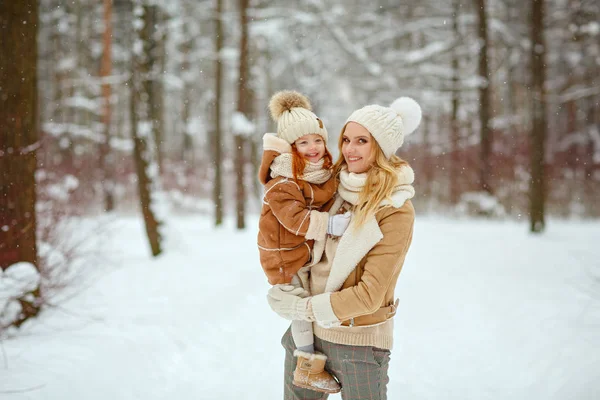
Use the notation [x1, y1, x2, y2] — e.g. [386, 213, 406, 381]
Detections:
[338, 165, 415, 207]
[270, 153, 332, 184]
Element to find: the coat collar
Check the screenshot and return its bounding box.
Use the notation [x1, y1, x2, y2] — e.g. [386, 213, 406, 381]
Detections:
[312, 188, 413, 293]
[309, 195, 383, 293]
[325, 209, 382, 292]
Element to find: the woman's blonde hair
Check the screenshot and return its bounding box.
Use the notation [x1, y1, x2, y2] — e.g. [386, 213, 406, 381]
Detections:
[333, 123, 408, 228]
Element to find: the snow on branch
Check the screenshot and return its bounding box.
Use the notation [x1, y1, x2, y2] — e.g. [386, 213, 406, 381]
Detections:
[0, 263, 41, 330]
[305, 0, 382, 76]
[231, 112, 255, 137]
[551, 85, 600, 104]
[401, 40, 457, 66]
[43, 122, 104, 143]
[248, 7, 318, 25]
[489, 18, 521, 47]
[364, 14, 476, 49]
[64, 95, 101, 115]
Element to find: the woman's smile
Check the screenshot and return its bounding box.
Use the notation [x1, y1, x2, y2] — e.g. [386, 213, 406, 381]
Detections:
[342, 122, 375, 174]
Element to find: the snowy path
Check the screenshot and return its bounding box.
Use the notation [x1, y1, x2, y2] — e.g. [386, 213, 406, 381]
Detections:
[1, 215, 599, 400]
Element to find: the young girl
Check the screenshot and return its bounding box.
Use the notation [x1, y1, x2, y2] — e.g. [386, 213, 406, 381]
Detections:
[257, 91, 350, 394]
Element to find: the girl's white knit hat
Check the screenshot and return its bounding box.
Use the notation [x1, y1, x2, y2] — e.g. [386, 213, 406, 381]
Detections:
[346, 97, 422, 158]
[269, 90, 328, 144]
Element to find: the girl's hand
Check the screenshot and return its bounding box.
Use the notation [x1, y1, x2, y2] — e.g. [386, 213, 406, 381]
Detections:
[327, 211, 351, 236]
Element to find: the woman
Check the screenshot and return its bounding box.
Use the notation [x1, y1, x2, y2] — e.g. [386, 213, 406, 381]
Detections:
[267, 96, 422, 399]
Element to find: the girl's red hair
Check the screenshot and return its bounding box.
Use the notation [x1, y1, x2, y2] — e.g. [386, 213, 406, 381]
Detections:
[291, 145, 333, 182]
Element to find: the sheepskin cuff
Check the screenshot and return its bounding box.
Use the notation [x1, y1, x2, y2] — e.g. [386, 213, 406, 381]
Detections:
[293, 350, 327, 360]
[263, 133, 292, 153]
[306, 210, 329, 241]
[310, 293, 341, 328]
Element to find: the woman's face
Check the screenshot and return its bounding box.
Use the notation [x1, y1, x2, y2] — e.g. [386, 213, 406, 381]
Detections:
[294, 134, 326, 163]
[341, 122, 375, 174]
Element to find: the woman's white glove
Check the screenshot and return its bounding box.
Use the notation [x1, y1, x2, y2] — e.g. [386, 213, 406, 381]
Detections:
[327, 211, 351, 236]
[267, 284, 314, 321]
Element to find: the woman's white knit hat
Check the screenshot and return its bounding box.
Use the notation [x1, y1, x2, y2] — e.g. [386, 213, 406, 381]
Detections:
[346, 97, 422, 158]
[269, 90, 328, 144]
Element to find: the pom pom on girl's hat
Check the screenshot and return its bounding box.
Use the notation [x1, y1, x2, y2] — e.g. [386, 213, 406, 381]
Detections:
[268, 90, 328, 144]
[346, 96, 422, 158]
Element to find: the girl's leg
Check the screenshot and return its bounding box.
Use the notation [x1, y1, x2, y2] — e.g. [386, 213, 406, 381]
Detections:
[291, 319, 314, 353]
[290, 274, 314, 353]
[281, 327, 328, 400]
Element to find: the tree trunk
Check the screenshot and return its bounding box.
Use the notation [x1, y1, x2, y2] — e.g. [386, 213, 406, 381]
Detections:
[450, 0, 461, 205]
[506, 52, 518, 215]
[234, 0, 250, 230]
[181, 16, 193, 166]
[100, 0, 115, 212]
[420, 117, 432, 207]
[475, 0, 492, 193]
[529, 0, 547, 233]
[213, 0, 224, 226]
[585, 58, 599, 217]
[253, 41, 273, 201]
[148, 6, 165, 174]
[0, 0, 41, 325]
[130, 1, 163, 256]
[59, 3, 74, 167]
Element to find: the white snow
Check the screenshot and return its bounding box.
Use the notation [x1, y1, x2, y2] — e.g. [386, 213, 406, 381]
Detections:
[44, 175, 80, 202]
[458, 191, 506, 217]
[231, 111, 256, 136]
[56, 57, 76, 72]
[137, 121, 153, 138]
[1, 215, 599, 399]
[0, 263, 41, 329]
[185, 117, 205, 137]
[64, 95, 101, 114]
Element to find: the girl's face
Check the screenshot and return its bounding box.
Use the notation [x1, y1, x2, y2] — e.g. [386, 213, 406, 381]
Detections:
[294, 134, 326, 163]
[341, 122, 375, 174]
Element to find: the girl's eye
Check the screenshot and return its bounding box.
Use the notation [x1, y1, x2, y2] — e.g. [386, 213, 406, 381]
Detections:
[359, 139, 367, 144]
[342, 138, 349, 143]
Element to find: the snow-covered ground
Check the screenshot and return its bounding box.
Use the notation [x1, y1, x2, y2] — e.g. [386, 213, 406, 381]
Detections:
[1, 214, 599, 400]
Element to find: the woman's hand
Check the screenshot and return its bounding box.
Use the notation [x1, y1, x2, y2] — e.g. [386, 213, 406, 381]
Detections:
[267, 285, 314, 321]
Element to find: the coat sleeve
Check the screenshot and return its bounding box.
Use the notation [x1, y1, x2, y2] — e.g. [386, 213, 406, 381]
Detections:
[258, 134, 292, 185]
[264, 180, 327, 238]
[311, 202, 415, 326]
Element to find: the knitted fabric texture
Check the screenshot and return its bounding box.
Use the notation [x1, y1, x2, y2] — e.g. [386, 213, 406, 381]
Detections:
[270, 153, 333, 185]
[278, 108, 328, 144]
[337, 165, 415, 206]
[269, 90, 329, 145]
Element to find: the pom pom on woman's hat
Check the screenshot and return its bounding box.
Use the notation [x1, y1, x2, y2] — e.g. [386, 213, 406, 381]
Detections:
[389, 97, 422, 137]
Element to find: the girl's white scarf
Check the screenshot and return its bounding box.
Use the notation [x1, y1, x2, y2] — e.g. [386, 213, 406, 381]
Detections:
[338, 165, 415, 207]
[270, 153, 332, 184]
